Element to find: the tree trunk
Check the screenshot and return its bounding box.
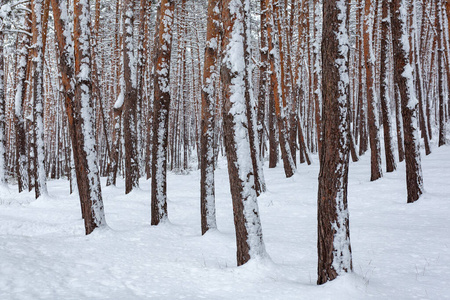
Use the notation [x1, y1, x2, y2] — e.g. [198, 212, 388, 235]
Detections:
[31, 0, 48, 198]
[122, 0, 140, 193]
[151, 0, 175, 225]
[364, 0, 383, 181]
[380, 0, 397, 172]
[14, 5, 32, 193]
[200, 0, 220, 235]
[221, 0, 266, 266]
[317, 0, 353, 285]
[391, 0, 424, 203]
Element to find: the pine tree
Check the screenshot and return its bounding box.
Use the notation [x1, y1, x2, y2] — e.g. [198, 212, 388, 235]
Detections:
[200, 0, 220, 235]
[151, 0, 175, 225]
[317, 0, 353, 284]
[391, 0, 423, 203]
[221, 0, 266, 266]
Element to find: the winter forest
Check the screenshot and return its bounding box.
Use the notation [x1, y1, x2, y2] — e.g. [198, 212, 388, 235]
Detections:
[0, 0, 450, 298]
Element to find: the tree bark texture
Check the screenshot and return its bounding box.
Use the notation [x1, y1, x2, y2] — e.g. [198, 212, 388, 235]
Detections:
[318, 0, 353, 285]
[391, 0, 424, 203]
[151, 0, 174, 225]
[221, 0, 266, 266]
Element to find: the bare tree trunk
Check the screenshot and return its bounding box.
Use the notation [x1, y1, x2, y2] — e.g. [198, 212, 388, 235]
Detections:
[200, 0, 220, 235]
[391, 0, 423, 203]
[317, 0, 353, 285]
[221, 0, 266, 266]
[151, 0, 175, 225]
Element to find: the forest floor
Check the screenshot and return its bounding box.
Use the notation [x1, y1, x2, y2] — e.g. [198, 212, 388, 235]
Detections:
[1, 145, 450, 299]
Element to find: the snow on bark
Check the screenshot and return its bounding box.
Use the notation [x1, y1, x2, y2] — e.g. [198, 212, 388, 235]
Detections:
[221, 0, 266, 265]
[391, 0, 423, 203]
[0, 27, 5, 184]
[151, 0, 174, 225]
[317, 0, 352, 284]
[200, 0, 220, 234]
[31, 0, 48, 198]
[73, 0, 106, 231]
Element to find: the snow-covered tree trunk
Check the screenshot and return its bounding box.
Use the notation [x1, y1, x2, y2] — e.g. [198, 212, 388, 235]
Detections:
[73, 0, 106, 233]
[380, 0, 397, 173]
[122, 0, 139, 194]
[245, 2, 266, 195]
[317, 0, 353, 284]
[151, 0, 174, 226]
[31, 0, 48, 198]
[200, 0, 220, 235]
[0, 22, 5, 184]
[14, 4, 32, 193]
[364, 0, 383, 181]
[258, 0, 268, 160]
[437, 0, 446, 147]
[266, 0, 295, 178]
[221, 0, 266, 266]
[391, 0, 423, 203]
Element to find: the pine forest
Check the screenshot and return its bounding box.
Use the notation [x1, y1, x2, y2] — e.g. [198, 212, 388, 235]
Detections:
[0, 0, 450, 298]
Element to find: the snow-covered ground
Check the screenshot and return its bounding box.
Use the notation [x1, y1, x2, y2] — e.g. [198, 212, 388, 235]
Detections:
[1, 145, 450, 299]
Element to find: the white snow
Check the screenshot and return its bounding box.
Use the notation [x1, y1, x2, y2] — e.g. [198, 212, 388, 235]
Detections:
[1, 144, 450, 299]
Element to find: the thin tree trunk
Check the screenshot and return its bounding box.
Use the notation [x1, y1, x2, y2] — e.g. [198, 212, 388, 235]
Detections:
[364, 0, 383, 181]
[380, 0, 397, 172]
[200, 0, 220, 235]
[151, 0, 175, 225]
[31, 0, 48, 198]
[391, 0, 424, 203]
[122, 0, 140, 193]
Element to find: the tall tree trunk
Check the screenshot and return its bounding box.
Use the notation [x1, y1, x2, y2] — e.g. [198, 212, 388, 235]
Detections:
[200, 0, 220, 235]
[0, 24, 5, 184]
[151, 0, 175, 225]
[122, 0, 140, 193]
[318, 0, 352, 285]
[364, 0, 383, 181]
[380, 0, 397, 172]
[31, 0, 48, 198]
[221, 0, 266, 266]
[266, 0, 295, 178]
[437, 0, 446, 146]
[391, 0, 424, 203]
[14, 5, 31, 192]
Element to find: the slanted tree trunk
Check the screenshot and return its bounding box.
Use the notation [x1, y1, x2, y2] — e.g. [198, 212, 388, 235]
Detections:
[31, 0, 48, 198]
[221, 0, 266, 266]
[380, 0, 397, 172]
[51, 0, 106, 233]
[122, 0, 140, 193]
[151, 0, 175, 226]
[200, 0, 221, 235]
[391, 0, 423, 203]
[317, 0, 353, 284]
